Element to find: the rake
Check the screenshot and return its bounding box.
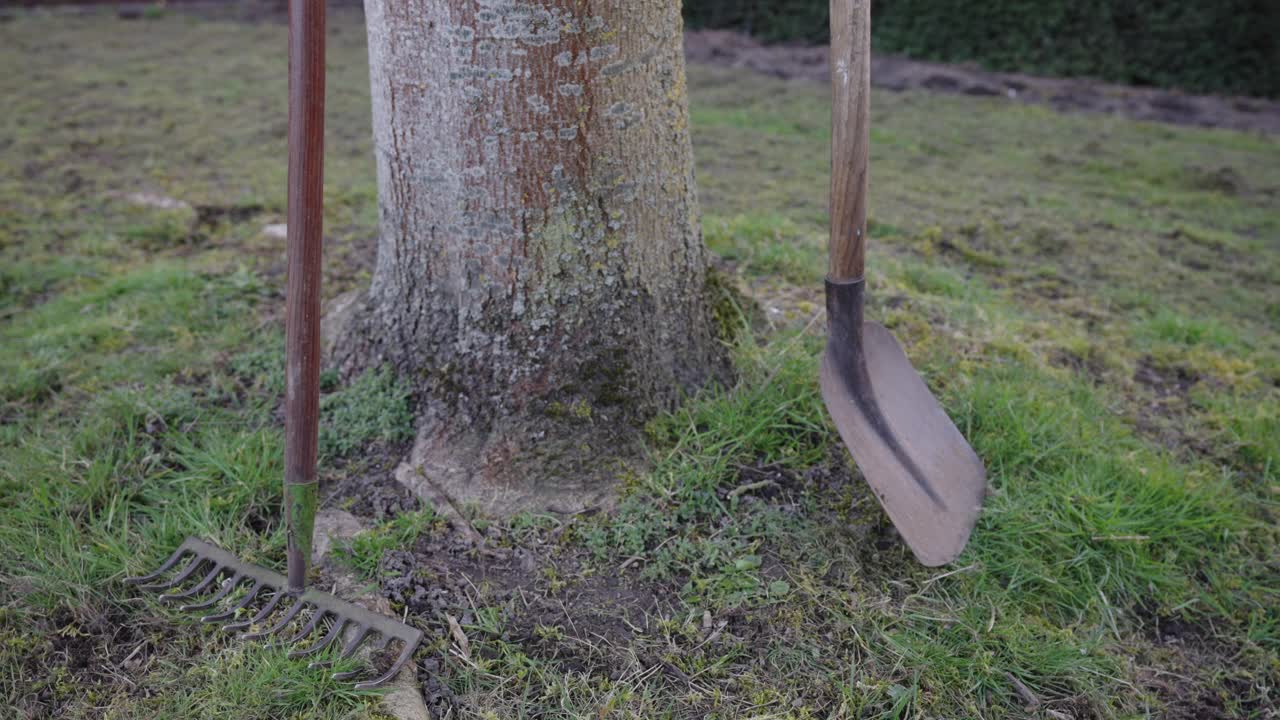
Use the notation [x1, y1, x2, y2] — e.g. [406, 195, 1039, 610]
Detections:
[125, 0, 422, 690]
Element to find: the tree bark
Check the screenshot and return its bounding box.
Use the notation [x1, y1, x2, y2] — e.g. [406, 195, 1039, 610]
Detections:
[342, 0, 729, 514]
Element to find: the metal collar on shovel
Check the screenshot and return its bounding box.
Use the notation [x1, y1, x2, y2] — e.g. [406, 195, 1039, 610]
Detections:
[820, 0, 986, 566]
[126, 0, 422, 689]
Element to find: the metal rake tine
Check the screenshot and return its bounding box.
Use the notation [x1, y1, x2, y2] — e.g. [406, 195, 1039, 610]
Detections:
[331, 634, 387, 681]
[199, 579, 263, 623]
[336, 624, 371, 659]
[240, 596, 307, 640]
[352, 634, 422, 691]
[138, 555, 205, 591]
[288, 617, 346, 659]
[124, 542, 195, 585]
[221, 585, 283, 631]
[309, 623, 369, 669]
[280, 607, 327, 646]
[159, 563, 224, 603]
[330, 667, 365, 682]
[179, 572, 243, 611]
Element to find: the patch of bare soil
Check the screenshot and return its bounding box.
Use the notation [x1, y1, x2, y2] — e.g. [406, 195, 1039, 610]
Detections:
[684, 30, 1280, 134]
[323, 440, 418, 522]
[1133, 356, 1200, 401]
[347, 448, 875, 717]
[10, 605, 180, 720]
[1049, 347, 1108, 385]
[375, 521, 668, 716]
[1129, 356, 1208, 456]
[1130, 603, 1271, 719]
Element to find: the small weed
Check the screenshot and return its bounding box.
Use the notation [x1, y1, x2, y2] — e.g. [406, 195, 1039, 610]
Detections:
[339, 508, 439, 579]
[318, 366, 413, 458]
[227, 337, 286, 397]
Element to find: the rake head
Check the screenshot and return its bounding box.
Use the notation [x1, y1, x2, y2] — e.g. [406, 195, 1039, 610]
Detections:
[125, 537, 423, 691]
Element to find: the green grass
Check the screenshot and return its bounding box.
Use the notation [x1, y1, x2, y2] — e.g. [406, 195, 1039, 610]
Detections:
[1, 7, 1277, 720]
[556, 334, 1274, 716]
[1, 265, 265, 408]
[119, 641, 369, 720]
[959, 366, 1268, 621]
[1138, 308, 1242, 350]
[702, 212, 822, 282]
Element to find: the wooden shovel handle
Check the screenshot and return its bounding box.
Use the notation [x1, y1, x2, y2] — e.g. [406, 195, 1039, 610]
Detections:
[284, 0, 325, 593]
[829, 0, 871, 281]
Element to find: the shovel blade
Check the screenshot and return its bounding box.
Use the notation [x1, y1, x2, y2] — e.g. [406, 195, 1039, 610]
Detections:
[821, 318, 985, 566]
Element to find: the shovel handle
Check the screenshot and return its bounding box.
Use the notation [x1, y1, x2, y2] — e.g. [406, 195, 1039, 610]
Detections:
[829, 0, 871, 281]
[284, 0, 325, 594]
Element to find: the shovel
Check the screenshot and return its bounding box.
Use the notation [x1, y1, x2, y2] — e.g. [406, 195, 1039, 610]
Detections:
[125, 0, 422, 689]
[820, 0, 986, 566]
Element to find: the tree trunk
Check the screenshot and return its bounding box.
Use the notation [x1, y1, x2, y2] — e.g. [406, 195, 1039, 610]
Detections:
[341, 0, 729, 514]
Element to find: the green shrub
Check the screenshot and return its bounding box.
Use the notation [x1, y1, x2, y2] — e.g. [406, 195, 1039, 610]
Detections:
[683, 0, 1280, 98]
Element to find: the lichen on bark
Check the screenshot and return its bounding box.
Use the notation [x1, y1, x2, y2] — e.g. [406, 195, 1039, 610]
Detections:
[338, 0, 730, 514]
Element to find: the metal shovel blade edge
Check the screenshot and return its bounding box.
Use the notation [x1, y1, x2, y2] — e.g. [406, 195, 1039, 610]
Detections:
[820, 278, 985, 566]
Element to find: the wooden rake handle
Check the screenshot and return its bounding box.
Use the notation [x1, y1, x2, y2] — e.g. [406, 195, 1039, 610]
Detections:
[828, 0, 872, 282]
[284, 0, 325, 594]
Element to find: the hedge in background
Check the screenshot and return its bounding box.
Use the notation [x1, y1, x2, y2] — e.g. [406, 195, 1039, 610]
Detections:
[683, 0, 1280, 98]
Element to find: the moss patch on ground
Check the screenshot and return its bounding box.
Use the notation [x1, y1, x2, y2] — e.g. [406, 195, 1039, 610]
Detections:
[1, 8, 1276, 720]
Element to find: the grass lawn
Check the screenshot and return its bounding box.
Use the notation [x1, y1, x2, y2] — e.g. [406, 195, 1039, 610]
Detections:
[2, 8, 1277, 720]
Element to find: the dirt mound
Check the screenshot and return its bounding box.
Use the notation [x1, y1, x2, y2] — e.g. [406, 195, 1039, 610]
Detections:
[684, 30, 1280, 134]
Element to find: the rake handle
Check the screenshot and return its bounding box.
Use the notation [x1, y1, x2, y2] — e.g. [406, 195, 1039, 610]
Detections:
[829, 0, 871, 281]
[285, 0, 325, 594]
